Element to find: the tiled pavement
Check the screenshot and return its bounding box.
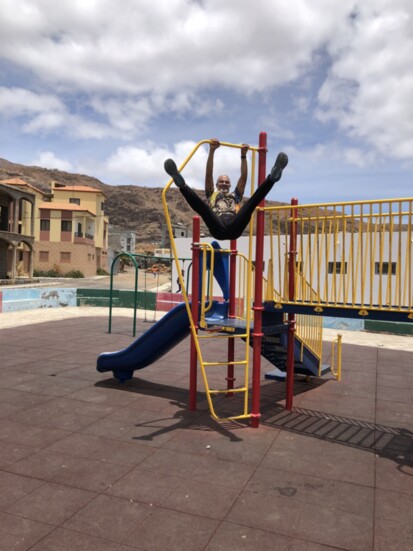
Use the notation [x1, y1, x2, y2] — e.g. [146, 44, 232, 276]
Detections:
[0, 312, 412, 550]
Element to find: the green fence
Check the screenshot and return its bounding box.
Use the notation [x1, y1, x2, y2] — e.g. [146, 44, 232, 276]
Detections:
[77, 288, 157, 310]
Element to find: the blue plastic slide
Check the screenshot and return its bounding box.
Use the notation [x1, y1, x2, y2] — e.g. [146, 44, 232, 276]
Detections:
[97, 302, 191, 382]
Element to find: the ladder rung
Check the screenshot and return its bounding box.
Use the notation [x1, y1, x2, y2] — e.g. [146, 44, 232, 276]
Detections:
[203, 360, 247, 367]
[221, 413, 251, 421]
[209, 387, 247, 395]
[197, 333, 248, 339]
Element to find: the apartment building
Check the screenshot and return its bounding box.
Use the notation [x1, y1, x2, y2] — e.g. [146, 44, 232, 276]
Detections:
[0, 181, 36, 280]
[1, 178, 109, 277]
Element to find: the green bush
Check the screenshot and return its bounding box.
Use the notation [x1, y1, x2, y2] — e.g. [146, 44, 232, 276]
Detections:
[64, 269, 85, 278]
[33, 268, 61, 277]
[46, 268, 62, 277]
[97, 267, 109, 276]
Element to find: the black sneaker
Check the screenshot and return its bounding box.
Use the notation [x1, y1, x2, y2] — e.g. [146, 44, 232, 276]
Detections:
[269, 152, 288, 183]
[164, 159, 186, 189]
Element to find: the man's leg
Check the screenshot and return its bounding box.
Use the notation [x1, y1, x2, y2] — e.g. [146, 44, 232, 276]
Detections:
[164, 158, 228, 239]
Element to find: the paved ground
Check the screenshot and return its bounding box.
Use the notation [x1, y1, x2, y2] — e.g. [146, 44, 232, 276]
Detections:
[0, 308, 412, 550]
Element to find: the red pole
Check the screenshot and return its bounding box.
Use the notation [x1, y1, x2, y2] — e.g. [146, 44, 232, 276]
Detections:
[251, 131, 267, 428]
[286, 198, 298, 410]
[226, 239, 237, 395]
[189, 216, 200, 411]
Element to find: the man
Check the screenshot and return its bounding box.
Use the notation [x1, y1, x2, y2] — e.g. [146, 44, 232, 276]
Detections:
[176, 268, 185, 293]
[164, 138, 288, 241]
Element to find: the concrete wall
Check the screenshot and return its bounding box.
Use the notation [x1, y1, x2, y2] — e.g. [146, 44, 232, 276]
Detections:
[0, 287, 77, 312]
[34, 241, 101, 276]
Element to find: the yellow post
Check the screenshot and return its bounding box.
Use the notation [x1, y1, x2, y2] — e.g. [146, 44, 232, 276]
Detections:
[331, 333, 343, 381]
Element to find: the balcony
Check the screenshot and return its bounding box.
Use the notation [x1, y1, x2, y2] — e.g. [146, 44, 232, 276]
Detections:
[74, 231, 94, 245]
[0, 229, 34, 245]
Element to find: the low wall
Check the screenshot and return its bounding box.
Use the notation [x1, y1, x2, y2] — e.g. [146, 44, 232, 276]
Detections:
[0, 287, 77, 312]
[0, 286, 412, 336]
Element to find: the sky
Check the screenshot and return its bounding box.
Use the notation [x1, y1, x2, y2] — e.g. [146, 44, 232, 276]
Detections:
[0, 0, 412, 205]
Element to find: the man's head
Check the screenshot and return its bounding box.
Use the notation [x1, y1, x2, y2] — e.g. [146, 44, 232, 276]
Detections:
[216, 174, 231, 194]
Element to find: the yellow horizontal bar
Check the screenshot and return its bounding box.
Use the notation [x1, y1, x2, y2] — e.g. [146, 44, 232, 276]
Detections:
[203, 360, 248, 366]
[209, 387, 247, 394]
[163, 139, 260, 193]
[197, 333, 248, 339]
[210, 412, 252, 422]
[280, 300, 411, 314]
[212, 140, 260, 153]
[258, 197, 413, 211]
[283, 211, 412, 223]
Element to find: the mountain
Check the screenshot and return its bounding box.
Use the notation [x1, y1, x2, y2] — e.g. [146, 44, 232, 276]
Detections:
[0, 158, 288, 244]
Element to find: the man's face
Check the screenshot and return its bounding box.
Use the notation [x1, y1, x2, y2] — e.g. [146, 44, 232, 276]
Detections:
[216, 175, 231, 194]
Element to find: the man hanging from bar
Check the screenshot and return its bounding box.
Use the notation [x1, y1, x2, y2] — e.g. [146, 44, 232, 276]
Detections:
[164, 138, 288, 241]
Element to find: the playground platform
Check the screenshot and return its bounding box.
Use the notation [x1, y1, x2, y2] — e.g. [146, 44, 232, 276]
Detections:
[0, 308, 412, 550]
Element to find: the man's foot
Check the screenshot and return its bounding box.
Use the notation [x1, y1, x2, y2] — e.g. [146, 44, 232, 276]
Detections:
[269, 152, 288, 183]
[164, 159, 186, 189]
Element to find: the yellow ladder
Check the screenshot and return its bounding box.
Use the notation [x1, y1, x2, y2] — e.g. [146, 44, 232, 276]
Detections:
[192, 243, 254, 421]
[162, 140, 259, 422]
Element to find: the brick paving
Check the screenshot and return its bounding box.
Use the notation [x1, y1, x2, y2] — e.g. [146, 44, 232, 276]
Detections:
[0, 312, 412, 550]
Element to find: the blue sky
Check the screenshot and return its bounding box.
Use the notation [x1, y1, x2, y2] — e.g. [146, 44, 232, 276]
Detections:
[0, 0, 412, 205]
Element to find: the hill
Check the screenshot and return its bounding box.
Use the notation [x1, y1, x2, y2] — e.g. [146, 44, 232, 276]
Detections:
[0, 158, 288, 243]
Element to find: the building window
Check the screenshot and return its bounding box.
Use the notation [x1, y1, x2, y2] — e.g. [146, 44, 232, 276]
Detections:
[39, 251, 49, 262]
[101, 201, 105, 211]
[61, 220, 72, 232]
[375, 262, 396, 275]
[60, 252, 71, 263]
[88, 253, 92, 261]
[40, 219, 50, 231]
[328, 262, 348, 274]
[69, 198, 80, 205]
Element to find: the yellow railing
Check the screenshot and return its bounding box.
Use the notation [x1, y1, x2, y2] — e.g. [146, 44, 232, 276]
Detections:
[295, 314, 323, 373]
[261, 198, 413, 318]
[235, 251, 325, 373]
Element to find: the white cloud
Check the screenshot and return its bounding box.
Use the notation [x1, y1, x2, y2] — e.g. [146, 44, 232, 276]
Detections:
[0, 0, 413, 184]
[104, 141, 206, 187]
[0, 86, 118, 139]
[316, 0, 413, 160]
[102, 139, 258, 188]
[0, 0, 352, 98]
[31, 151, 73, 171]
[0, 87, 64, 117]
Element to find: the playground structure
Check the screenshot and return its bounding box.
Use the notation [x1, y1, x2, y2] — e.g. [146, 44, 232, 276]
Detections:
[97, 133, 413, 428]
[107, 252, 191, 336]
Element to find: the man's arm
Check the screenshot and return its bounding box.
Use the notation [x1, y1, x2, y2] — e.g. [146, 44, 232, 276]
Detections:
[205, 138, 220, 196]
[235, 143, 250, 198]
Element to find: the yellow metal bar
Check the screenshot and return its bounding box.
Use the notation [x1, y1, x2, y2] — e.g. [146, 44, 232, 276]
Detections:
[197, 333, 248, 339]
[210, 387, 247, 394]
[259, 196, 413, 211]
[211, 413, 252, 421]
[203, 360, 248, 367]
[265, 210, 413, 222]
[331, 334, 343, 381]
